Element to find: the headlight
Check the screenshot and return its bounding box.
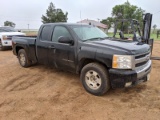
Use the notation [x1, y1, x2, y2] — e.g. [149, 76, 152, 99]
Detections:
[2, 35, 8, 40]
[112, 55, 134, 69]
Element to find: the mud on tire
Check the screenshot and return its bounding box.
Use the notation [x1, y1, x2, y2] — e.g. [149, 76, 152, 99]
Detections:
[80, 62, 110, 96]
[18, 49, 31, 68]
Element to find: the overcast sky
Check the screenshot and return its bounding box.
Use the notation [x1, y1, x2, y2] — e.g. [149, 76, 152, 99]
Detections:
[0, 0, 160, 29]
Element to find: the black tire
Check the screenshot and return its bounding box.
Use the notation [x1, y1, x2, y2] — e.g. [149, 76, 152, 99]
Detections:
[0, 39, 5, 51]
[18, 49, 31, 68]
[80, 62, 110, 96]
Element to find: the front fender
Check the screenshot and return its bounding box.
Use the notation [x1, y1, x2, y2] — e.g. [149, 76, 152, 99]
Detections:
[78, 46, 96, 61]
[95, 49, 112, 68]
[76, 46, 96, 73]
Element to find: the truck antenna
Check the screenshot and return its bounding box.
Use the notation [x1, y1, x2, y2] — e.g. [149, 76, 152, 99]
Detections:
[80, 10, 84, 39]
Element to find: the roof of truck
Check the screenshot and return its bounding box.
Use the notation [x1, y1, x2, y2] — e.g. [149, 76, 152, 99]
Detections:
[43, 23, 90, 26]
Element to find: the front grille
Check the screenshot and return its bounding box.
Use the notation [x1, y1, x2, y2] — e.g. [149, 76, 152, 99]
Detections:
[135, 61, 148, 67]
[7, 35, 24, 40]
[6, 36, 13, 40]
[135, 52, 150, 59]
[135, 52, 150, 68]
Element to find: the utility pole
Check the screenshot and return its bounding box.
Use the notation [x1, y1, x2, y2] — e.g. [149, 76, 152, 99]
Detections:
[80, 11, 82, 22]
[27, 24, 30, 31]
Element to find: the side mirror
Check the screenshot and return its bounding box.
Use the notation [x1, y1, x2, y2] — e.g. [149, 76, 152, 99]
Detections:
[58, 37, 74, 45]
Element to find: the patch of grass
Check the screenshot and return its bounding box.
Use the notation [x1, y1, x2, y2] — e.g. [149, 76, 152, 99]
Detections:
[150, 34, 160, 41]
[23, 31, 38, 36]
[107, 33, 114, 37]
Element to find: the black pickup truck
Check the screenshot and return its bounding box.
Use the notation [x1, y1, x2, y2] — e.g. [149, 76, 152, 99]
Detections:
[12, 23, 152, 96]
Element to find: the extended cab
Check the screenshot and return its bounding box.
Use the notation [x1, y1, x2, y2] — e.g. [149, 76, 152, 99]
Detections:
[0, 26, 25, 51]
[12, 23, 152, 96]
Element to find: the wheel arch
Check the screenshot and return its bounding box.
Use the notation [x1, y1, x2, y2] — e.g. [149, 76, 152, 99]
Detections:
[77, 58, 109, 74]
[15, 46, 25, 55]
[15, 45, 37, 64]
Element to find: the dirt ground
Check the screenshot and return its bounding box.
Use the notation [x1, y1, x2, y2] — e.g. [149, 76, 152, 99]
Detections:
[0, 42, 160, 120]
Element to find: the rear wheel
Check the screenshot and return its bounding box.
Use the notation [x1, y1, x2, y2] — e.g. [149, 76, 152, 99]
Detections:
[80, 63, 110, 96]
[0, 39, 5, 51]
[18, 49, 31, 67]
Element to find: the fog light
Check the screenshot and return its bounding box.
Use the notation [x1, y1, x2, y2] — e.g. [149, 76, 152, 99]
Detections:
[125, 82, 132, 87]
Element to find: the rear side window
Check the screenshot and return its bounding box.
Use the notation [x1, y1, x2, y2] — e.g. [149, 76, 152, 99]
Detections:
[40, 26, 52, 41]
[52, 26, 72, 42]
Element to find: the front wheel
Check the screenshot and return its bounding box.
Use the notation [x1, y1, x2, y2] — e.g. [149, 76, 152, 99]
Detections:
[80, 63, 110, 96]
[18, 49, 31, 68]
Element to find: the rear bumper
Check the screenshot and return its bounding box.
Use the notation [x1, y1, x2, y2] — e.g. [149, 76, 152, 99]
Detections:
[109, 60, 152, 88]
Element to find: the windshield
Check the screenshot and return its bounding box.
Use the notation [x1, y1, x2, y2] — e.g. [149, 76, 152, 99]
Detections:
[71, 25, 108, 41]
[0, 27, 17, 32]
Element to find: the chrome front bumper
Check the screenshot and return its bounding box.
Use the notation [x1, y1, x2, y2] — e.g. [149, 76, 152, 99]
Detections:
[135, 60, 152, 79]
[109, 60, 152, 88]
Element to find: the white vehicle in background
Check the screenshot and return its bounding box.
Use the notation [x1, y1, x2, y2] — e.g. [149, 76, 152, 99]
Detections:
[0, 26, 25, 51]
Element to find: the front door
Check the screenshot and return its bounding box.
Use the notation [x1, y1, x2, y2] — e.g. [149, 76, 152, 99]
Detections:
[48, 25, 76, 72]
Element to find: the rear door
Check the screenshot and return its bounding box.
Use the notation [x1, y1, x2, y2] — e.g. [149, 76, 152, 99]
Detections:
[36, 25, 53, 65]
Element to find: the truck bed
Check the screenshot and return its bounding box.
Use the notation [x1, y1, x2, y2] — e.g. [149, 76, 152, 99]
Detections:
[12, 36, 37, 63]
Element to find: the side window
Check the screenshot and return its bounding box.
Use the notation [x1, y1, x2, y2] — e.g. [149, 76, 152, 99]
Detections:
[40, 26, 52, 41]
[52, 26, 72, 42]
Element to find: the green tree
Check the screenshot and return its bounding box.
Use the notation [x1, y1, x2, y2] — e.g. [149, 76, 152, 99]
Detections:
[4, 21, 16, 28]
[153, 24, 157, 33]
[102, 1, 145, 31]
[41, 2, 68, 23]
[101, 17, 114, 29]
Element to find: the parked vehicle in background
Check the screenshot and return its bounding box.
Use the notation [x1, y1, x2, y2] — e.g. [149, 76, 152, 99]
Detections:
[0, 26, 25, 51]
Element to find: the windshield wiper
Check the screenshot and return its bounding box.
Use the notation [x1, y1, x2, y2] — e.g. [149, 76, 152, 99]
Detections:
[83, 37, 108, 42]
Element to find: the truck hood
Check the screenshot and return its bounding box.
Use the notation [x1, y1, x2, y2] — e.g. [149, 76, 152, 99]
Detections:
[89, 39, 150, 55]
[0, 32, 26, 36]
